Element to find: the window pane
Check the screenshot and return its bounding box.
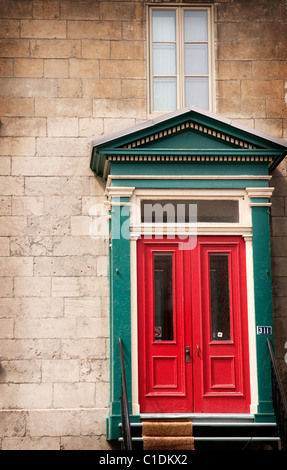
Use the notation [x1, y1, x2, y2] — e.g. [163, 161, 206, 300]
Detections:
[154, 254, 174, 341]
[210, 254, 231, 341]
[184, 10, 208, 42]
[185, 44, 208, 75]
[141, 200, 239, 223]
[153, 77, 177, 111]
[185, 77, 209, 109]
[152, 10, 176, 42]
[153, 44, 176, 76]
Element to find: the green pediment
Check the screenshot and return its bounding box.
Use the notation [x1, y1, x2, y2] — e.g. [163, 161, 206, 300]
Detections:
[90, 107, 287, 178]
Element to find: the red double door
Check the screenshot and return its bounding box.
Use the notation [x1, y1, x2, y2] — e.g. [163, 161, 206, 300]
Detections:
[137, 236, 250, 414]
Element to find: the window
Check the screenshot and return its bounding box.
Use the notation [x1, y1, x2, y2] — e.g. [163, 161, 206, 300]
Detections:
[141, 200, 239, 224]
[148, 6, 213, 113]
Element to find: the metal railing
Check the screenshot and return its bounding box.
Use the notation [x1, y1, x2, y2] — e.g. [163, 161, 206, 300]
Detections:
[119, 338, 132, 450]
[267, 337, 287, 450]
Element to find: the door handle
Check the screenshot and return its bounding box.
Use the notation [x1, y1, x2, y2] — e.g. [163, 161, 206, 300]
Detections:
[185, 346, 190, 363]
[196, 344, 200, 357]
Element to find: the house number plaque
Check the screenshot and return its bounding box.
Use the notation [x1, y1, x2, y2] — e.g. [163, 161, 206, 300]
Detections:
[257, 326, 272, 335]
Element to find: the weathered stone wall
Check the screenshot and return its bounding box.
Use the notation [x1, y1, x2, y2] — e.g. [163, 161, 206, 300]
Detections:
[0, 0, 286, 450]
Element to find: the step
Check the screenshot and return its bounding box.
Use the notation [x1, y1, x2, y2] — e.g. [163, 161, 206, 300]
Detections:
[119, 415, 280, 449]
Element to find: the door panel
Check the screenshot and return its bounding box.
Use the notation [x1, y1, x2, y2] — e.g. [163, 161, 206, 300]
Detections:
[198, 238, 250, 412]
[137, 239, 192, 413]
[137, 236, 250, 414]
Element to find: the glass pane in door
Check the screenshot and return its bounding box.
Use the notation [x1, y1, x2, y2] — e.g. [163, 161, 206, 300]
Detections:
[154, 253, 174, 341]
[209, 254, 231, 341]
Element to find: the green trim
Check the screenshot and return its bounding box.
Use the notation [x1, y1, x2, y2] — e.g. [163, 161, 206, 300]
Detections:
[251, 205, 274, 416]
[110, 179, 269, 189]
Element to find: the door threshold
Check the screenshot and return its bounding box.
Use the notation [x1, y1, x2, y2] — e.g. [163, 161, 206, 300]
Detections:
[140, 413, 255, 423]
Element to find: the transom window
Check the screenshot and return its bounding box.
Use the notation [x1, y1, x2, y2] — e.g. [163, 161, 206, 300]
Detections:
[148, 6, 213, 114]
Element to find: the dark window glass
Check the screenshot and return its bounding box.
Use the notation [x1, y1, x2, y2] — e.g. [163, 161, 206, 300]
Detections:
[154, 253, 174, 341]
[209, 254, 231, 341]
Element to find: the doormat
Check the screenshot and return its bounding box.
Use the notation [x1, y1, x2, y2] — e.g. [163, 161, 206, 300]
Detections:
[142, 421, 195, 450]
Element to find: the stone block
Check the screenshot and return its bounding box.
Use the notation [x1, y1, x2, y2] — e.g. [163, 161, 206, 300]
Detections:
[15, 318, 77, 339]
[61, 0, 99, 20]
[0, 319, 14, 338]
[0, 59, 13, 77]
[36, 137, 90, 157]
[0, 360, 41, 383]
[0, 257, 32, 277]
[0, 137, 35, 156]
[218, 42, 275, 61]
[83, 78, 121, 99]
[30, 39, 81, 58]
[61, 338, 107, 360]
[272, 217, 287, 236]
[93, 98, 146, 118]
[64, 297, 101, 317]
[0, 383, 53, 409]
[0, 338, 61, 361]
[21, 20, 66, 39]
[68, 20, 121, 40]
[100, 59, 145, 80]
[0, 39, 29, 57]
[252, 61, 287, 80]
[0, 410, 27, 437]
[0, 97, 34, 116]
[0, 1, 32, 19]
[33, 255, 98, 277]
[35, 97, 92, 117]
[33, 0, 60, 19]
[10, 236, 53, 256]
[26, 409, 81, 437]
[77, 318, 109, 338]
[47, 117, 78, 137]
[12, 196, 43, 216]
[70, 59, 99, 79]
[14, 277, 51, 297]
[0, 157, 11, 175]
[111, 41, 144, 60]
[44, 59, 69, 77]
[25, 176, 90, 196]
[241, 80, 283, 99]
[52, 277, 80, 297]
[42, 359, 80, 382]
[82, 40, 110, 59]
[14, 59, 44, 78]
[0, 197, 12, 215]
[0, 237, 10, 256]
[1, 117, 46, 137]
[78, 117, 104, 138]
[2, 437, 60, 451]
[0, 19, 20, 38]
[0, 215, 26, 236]
[53, 383, 96, 408]
[0, 277, 13, 297]
[100, 1, 143, 21]
[58, 78, 82, 97]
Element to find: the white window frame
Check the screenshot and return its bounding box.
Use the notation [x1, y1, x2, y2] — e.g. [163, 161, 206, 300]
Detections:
[147, 4, 215, 117]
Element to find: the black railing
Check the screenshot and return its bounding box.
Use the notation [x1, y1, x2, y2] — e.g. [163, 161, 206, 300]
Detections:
[119, 338, 132, 450]
[267, 337, 287, 450]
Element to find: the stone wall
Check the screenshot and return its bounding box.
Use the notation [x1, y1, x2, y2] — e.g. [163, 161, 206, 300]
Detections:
[0, 0, 286, 450]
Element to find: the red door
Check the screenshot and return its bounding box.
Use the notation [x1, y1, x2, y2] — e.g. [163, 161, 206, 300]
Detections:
[137, 236, 250, 414]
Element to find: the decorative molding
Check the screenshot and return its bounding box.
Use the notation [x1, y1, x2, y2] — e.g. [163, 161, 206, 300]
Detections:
[246, 187, 274, 199]
[107, 154, 272, 163]
[121, 120, 259, 150]
[107, 174, 272, 187]
[105, 186, 135, 199]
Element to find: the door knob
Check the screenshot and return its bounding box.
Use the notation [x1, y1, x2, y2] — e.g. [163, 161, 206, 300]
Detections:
[196, 344, 200, 357]
[185, 346, 190, 363]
